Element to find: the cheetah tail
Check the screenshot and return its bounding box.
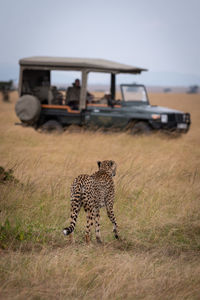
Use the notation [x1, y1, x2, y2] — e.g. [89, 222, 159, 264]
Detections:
[63, 201, 81, 236]
[63, 225, 74, 236]
[63, 177, 83, 236]
[63, 216, 77, 236]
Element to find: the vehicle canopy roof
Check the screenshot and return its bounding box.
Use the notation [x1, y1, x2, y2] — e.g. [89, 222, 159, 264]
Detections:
[19, 56, 147, 74]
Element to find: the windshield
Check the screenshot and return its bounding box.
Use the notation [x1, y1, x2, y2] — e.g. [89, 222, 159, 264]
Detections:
[121, 85, 148, 102]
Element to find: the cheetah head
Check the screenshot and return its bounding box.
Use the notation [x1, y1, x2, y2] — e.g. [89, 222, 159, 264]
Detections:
[97, 160, 117, 177]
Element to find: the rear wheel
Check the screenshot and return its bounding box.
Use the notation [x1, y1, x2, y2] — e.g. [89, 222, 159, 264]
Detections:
[131, 121, 152, 135]
[39, 120, 63, 133]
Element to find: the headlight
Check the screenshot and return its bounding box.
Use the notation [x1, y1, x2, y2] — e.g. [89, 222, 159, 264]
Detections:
[161, 114, 168, 123]
[151, 114, 161, 120]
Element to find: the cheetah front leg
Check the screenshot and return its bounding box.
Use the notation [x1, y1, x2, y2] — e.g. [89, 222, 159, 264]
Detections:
[106, 204, 119, 239]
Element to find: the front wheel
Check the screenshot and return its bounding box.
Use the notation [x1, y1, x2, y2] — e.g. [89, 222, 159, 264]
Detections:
[39, 120, 63, 133]
[130, 121, 152, 135]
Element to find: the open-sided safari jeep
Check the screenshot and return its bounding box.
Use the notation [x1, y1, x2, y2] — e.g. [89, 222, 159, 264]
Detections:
[15, 57, 191, 134]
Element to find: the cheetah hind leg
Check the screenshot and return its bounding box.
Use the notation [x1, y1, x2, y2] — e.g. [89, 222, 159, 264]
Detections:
[106, 206, 119, 240]
[95, 210, 102, 243]
[85, 209, 96, 244]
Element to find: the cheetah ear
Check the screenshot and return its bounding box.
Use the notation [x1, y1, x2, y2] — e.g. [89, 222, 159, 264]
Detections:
[109, 161, 114, 167]
[97, 161, 101, 169]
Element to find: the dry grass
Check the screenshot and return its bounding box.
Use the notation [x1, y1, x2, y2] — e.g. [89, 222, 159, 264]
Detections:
[0, 91, 200, 299]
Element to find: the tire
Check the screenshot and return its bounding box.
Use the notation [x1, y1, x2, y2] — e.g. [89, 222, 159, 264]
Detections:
[131, 121, 152, 135]
[15, 95, 41, 124]
[40, 120, 63, 133]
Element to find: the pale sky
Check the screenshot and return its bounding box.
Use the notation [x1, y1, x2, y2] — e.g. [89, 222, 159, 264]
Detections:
[0, 0, 199, 86]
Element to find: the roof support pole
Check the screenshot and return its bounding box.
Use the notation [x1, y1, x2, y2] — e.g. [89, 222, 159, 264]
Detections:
[79, 70, 88, 110]
[18, 66, 23, 96]
[110, 73, 115, 100]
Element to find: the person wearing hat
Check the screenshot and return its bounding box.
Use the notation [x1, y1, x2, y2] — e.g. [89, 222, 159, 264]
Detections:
[66, 79, 93, 108]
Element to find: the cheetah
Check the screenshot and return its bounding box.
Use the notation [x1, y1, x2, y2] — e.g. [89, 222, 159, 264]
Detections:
[63, 160, 119, 243]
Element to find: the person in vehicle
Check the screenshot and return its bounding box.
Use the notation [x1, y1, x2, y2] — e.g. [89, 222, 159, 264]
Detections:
[66, 79, 80, 104]
[66, 79, 94, 108]
[100, 92, 116, 107]
[41, 76, 50, 87]
[33, 77, 50, 104]
[33, 76, 62, 105]
[65, 79, 81, 109]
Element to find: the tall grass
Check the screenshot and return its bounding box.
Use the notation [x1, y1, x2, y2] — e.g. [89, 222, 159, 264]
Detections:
[0, 92, 200, 299]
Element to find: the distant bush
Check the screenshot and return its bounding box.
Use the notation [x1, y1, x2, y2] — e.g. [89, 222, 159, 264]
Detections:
[0, 166, 19, 184]
[163, 88, 171, 93]
[187, 85, 199, 94]
[0, 80, 14, 102]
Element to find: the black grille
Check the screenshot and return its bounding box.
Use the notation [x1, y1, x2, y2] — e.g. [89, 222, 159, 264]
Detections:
[168, 114, 175, 122]
[167, 113, 183, 122]
[176, 114, 183, 122]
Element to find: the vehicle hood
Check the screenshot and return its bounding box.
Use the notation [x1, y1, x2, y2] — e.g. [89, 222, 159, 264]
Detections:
[126, 104, 183, 114]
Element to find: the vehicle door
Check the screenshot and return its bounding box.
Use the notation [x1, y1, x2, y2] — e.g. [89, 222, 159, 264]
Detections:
[84, 104, 128, 128]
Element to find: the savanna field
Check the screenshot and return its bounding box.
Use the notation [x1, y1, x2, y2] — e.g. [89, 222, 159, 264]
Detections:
[0, 91, 200, 299]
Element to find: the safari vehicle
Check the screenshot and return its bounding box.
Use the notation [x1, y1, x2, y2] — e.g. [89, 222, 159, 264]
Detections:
[15, 56, 191, 133]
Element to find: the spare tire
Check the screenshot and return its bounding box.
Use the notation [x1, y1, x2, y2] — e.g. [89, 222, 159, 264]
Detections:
[15, 95, 41, 124]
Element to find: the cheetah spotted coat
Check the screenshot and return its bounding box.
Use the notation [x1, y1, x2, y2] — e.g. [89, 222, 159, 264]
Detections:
[63, 160, 119, 243]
